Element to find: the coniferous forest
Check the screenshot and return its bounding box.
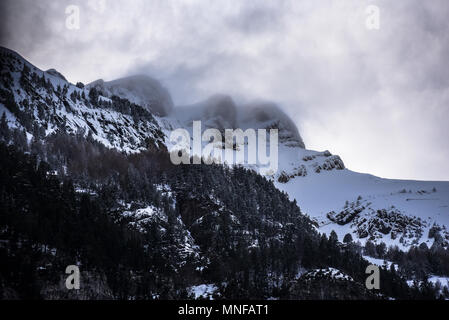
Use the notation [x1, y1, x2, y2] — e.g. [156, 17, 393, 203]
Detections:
[0, 127, 446, 300]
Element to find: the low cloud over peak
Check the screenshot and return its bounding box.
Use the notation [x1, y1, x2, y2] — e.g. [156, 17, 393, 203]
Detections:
[1, 0, 448, 180]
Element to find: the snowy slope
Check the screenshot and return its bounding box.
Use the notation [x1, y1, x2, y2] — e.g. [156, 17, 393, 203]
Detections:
[275, 167, 449, 249]
[162, 95, 449, 250]
[0, 47, 166, 153]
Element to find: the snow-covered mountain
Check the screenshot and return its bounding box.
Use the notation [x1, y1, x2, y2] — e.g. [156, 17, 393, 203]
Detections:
[167, 94, 305, 148]
[87, 75, 174, 116]
[164, 95, 449, 251]
[0, 47, 166, 153]
[1, 45, 448, 252]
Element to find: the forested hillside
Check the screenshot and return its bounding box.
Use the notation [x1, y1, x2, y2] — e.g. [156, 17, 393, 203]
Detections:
[0, 130, 444, 299]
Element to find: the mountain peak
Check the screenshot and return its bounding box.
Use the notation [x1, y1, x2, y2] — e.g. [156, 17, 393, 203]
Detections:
[87, 74, 174, 116]
[240, 101, 306, 148]
[171, 94, 306, 148]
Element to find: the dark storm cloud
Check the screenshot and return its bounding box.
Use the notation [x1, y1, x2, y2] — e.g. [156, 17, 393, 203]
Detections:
[0, 1, 54, 53]
[0, 0, 448, 181]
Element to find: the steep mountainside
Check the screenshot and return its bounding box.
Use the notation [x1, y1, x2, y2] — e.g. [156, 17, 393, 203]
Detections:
[2, 46, 449, 252]
[0, 47, 166, 154]
[1, 46, 449, 299]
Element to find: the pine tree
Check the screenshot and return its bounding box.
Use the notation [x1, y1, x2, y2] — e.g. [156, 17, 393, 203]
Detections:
[0, 112, 10, 142]
[329, 230, 338, 244]
[343, 233, 353, 244]
[19, 64, 30, 88]
[89, 87, 99, 105]
[364, 240, 376, 257]
[70, 91, 77, 102]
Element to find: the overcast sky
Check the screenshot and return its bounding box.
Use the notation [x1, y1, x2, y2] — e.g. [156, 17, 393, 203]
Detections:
[1, 0, 448, 181]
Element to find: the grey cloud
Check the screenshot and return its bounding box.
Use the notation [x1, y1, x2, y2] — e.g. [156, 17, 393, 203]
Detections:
[226, 2, 285, 34]
[0, 0, 448, 181]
